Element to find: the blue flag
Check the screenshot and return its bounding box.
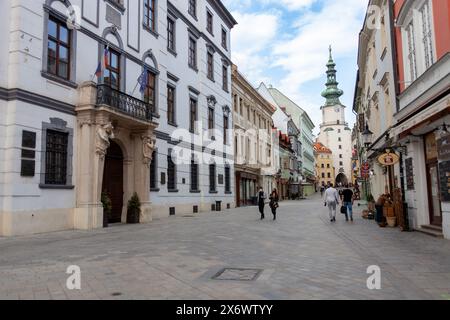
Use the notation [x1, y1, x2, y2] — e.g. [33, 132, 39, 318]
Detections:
[138, 68, 148, 94]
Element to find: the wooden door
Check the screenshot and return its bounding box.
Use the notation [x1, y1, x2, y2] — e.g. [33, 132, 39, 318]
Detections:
[427, 162, 442, 226]
[102, 141, 124, 223]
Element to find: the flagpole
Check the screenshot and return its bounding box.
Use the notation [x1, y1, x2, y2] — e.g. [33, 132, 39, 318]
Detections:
[131, 82, 140, 96]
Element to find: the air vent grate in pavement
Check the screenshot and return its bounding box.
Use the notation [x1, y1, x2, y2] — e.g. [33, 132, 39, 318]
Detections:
[212, 268, 263, 281]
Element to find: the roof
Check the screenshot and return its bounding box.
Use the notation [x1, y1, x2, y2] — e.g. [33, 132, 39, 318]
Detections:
[263, 84, 315, 130]
[208, 0, 238, 29]
[314, 142, 332, 154]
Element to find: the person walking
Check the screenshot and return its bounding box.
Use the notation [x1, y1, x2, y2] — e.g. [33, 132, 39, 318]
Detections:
[269, 189, 279, 221]
[320, 186, 325, 197]
[324, 183, 340, 222]
[342, 184, 355, 222]
[257, 187, 266, 220]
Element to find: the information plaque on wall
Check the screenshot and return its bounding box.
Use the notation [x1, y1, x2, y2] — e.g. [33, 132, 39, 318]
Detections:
[405, 158, 414, 190]
[439, 160, 450, 202]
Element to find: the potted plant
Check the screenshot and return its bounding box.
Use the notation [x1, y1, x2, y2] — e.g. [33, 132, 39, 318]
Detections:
[375, 194, 386, 225]
[384, 197, 396, 227]
[127, 192, 141, 224]
[101, 192, 112, 228]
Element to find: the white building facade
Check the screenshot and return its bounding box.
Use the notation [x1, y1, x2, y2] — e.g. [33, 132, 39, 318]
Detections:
[0, 0, 237, 236]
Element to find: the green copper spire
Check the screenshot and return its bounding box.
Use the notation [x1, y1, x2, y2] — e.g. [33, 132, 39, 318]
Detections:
[321, 45, 344, 106]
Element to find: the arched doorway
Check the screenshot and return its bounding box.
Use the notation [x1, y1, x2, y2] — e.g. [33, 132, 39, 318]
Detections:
[102, 140, 124, 224]
[336, 173, 348, 187]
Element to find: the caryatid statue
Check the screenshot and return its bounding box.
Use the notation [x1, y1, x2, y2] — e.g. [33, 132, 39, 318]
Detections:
[142, 135, 156, 165]
[96, 122, 115, 158]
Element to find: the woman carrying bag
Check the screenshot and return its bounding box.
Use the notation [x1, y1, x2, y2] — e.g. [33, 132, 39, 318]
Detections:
[269, 189, 279, 221]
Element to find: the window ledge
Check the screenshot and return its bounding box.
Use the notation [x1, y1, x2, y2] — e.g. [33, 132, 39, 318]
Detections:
[225, 191, 233, 195]
[143, 24, 159, 38]
[39, 184, 75, 190]
[168, 122, 178, 128]
[190, 190, 201, 194]
[209, 190, 218, 194]
[207, 76, 215, 83]
[104, 0, 125, 14]
[41, 71, 78, 89]
[150, 188, 160, 192]
[168, 48, 177, 57]
[189, 13, 198, 21]
[168, 189, 179, 193]
[189, 65, 199, 73]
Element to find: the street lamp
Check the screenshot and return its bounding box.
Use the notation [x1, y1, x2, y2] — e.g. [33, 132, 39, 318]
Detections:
[361, 124, 374, 149]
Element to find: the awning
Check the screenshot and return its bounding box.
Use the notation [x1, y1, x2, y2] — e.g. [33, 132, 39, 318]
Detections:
[392, 93, 450, 140]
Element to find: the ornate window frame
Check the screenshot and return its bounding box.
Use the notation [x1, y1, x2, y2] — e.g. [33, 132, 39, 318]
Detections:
[39, 118, 74, 189]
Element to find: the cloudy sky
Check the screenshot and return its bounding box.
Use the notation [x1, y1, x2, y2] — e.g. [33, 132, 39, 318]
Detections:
[223, 0, 369, 135]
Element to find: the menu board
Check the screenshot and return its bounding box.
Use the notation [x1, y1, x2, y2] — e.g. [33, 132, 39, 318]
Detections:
[439, 160, 450, 202]
[437, 133, 450, 161]
[405, 158, 414, 190]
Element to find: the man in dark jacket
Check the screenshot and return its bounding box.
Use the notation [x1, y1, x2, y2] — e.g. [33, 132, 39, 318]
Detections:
[342, 185, 355, 222]
[257, 187, 266, 220]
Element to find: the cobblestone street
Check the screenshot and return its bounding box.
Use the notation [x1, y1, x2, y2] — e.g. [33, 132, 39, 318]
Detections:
[1, 194, 450, 300]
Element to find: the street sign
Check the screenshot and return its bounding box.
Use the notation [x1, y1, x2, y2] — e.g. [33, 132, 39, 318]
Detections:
[362, 162, 370, 171]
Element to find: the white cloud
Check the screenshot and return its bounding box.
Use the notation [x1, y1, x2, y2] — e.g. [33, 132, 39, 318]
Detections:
[228, 0, 368, 133]
[230, 11, 280, 84]
[265, 0, 316, 10]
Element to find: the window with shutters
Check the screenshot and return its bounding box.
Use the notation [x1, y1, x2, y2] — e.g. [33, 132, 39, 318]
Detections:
[188, 37, 197, 69]
[47, 16, 71, 80]
[167, 85, 176, 125]
[225, 166, 231, 193]
[143, 0, 156, 32]
[190, 156, 199, 192]
[167, 17, 176, 52]
[209, 163, 216, 192]
[189, 98, 197, 133]
[167, 152, 177, 191]
[207, 51, 214, 81]
[150, 150, 158, 190]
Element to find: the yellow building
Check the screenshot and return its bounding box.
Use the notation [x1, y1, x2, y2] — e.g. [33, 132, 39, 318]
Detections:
[314, 142, 335, 187]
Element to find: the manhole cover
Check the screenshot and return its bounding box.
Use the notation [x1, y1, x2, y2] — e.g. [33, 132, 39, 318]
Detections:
[212, 268, 263, 281]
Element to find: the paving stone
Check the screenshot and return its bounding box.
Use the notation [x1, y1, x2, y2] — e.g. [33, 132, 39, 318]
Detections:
[0, 195, 449, 300]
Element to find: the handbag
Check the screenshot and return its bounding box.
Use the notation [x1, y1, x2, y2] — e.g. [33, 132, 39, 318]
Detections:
[340, 205, 347, 214]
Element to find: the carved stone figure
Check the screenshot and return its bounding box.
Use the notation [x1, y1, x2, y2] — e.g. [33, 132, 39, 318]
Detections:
[142, 135, 156, 165]
[96, 122, 115, 158]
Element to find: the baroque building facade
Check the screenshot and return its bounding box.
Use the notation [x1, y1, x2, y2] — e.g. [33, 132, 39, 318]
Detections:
[231, 65, 277, 206]
[0, 0, 237, 236]
[314, 142, 335, 188]
[353, 0, 399, 201]
[317, 48, 353, 186]
[258, 84, 316, 196]
[258, 83, 306, 199]
[390, 0, 450, 238]
[354, 0, 450, 239]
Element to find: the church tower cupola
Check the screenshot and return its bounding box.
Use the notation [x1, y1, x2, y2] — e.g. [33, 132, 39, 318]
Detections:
[321, 46, 344, 106]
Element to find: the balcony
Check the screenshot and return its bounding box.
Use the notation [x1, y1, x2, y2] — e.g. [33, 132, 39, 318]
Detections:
[96, 84, 154, 122]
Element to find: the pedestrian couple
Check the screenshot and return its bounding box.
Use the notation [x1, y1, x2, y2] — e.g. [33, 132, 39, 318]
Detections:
[257, 188, 279, 221]
[324, 184, 354, 222]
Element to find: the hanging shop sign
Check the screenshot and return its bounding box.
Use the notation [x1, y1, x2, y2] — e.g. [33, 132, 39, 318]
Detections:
[378, 152, 400, 166]
[439, 160, 450, 202]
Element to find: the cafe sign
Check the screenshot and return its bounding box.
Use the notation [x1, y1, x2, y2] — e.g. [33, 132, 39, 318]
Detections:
[378, 152, 400, 166]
